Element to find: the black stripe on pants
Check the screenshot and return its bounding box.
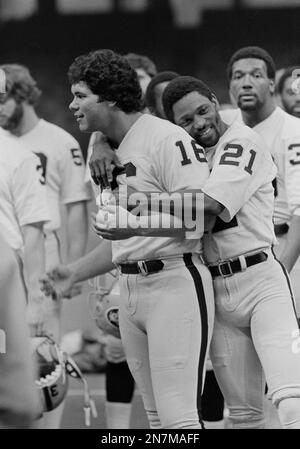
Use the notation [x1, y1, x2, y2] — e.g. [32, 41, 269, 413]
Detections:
[183, 254, 209, 429]
[271, 247, 299, 325]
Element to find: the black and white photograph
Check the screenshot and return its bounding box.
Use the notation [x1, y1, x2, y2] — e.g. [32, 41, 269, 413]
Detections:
[1, 0, 300, 437]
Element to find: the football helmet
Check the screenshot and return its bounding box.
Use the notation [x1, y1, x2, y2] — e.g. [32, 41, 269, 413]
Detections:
[32, 335, 97, 426]
[89, 287, 121, 339]
[31, 335, 68, 412]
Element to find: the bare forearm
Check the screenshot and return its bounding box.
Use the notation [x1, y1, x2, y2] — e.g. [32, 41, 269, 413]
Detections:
[69, 239, 114, 283]
[22, 223, 45, 297]
[66, 201, 89, 262]
[279, 215, 300, 273]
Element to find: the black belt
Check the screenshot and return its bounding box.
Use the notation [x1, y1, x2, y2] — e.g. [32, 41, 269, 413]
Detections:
[208, 251, 268, 278]
[274, 223, 289, 237]
[119, 259, 165, 275]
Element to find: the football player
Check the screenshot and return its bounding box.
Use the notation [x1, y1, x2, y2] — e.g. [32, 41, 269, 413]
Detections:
[0, 64, 91, 428]
[222, 48, 300, 323]
[276, 66, 300, 118]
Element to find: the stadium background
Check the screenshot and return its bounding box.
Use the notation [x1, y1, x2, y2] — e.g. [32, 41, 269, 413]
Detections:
[1, 0, 300, 153]
[0, 0, 298, 429]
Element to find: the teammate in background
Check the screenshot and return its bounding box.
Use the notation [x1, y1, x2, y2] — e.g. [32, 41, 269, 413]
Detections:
[145, 71, 179, 119]
[222, 48, 300, 321]
[124, 52, 157, 100]
[274, 67, 286, 109]
[0, 64, 91, 428]
[45, 49, 215, 429]
[0, 236, 42, 428]
[0, 123, 50, 332]
[276, 67, 300, 118]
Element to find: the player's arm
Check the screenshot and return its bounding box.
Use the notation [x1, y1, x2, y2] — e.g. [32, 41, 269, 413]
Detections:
[41, 239, 114, 299]
[21, 222, 48, 330]
[279, 216, 300, 273]
[89, 131, 122, 187]
[93, 132, 213, 240]
[13, 155, 50, 328]
[22, 223, 45, 294]
[65, 201, 88, 262]
[61, 141, 92, 262]
[98, 136, 274, 239]
[93, 133, 225, 240]
[92, 192, 222, 240]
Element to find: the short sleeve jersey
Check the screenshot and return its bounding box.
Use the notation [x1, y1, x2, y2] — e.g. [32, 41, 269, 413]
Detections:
[111, 114, 211, 264]
[221, 107, 300, 225]
[0, 133, 50, 250]
[202, 121, 277, 263]
[18, 119, 91, 233]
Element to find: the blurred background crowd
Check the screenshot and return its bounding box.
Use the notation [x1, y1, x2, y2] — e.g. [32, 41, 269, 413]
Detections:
[1, 0, 299, 154]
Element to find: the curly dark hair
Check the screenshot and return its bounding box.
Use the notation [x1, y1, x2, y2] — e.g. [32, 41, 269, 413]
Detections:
[162, 76, 214, 123]
[0, 64, 41, 106]
[227, 46, 276, 82]
[145, 71, 179, 113]
[68, 49, 143, 113]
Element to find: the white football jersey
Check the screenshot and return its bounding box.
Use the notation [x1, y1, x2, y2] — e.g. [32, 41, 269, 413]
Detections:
[111, 114, 211, 264]
[16, 119, 91, 233]
[202, 121, 277, 264]
[220, 107, 300, 225]
[219, 108, 241, 127]
[0, 133, 50, 251]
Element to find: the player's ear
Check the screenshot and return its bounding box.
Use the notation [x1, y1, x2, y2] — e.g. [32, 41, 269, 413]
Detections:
[211, 94, 219, 110]
[107, 100, 117, 108]
[269, 79, 275, 95]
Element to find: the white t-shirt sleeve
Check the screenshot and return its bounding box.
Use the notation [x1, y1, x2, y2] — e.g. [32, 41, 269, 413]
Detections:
[285, 140, 300, 217]
[152, 131, 210, 192]
[60, 139, 92, 204]
[203, 136, 276, 222]
[12, 154, 50, 226]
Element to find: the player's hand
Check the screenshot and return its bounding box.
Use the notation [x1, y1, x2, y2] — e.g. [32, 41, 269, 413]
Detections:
[89, 132, 123, 188]
[40, 264, 77, 300]
[113, 185, 149, 213]
[91, 208, 140, 240]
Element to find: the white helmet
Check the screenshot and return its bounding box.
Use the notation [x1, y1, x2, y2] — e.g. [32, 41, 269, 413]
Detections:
[32, 335, 97, 426]
[31, 336, 68, 412]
